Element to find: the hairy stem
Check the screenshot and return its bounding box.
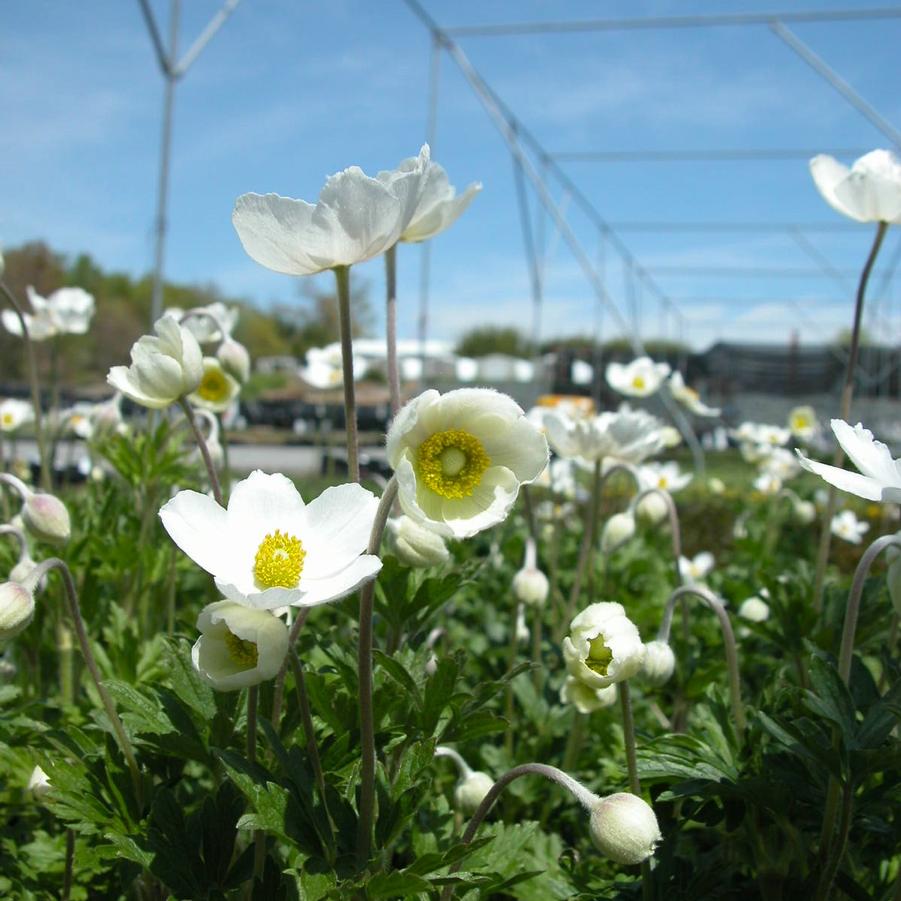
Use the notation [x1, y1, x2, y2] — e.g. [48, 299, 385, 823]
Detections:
[334, 265, 359, 483]
[384, 245, 400, 417]
[178, 398, 223, 505]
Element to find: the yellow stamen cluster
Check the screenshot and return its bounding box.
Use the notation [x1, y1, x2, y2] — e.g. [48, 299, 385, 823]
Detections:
[632, 375, 646, 391]
[417, 429, 491, 499]
[253, 529, 305, 589]
[1, 414, 13, 427]
[198, 365, 231, 403]
[225, 629, 258, 668]
[585, 635, 614, 676]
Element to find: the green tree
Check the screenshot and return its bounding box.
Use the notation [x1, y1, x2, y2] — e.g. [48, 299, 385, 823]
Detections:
[456, 326, 533, 358]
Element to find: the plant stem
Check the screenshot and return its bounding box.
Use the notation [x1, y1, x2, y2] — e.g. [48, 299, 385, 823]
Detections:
[619, 681, 653, 901]
[356, 476, 398, 867]
[334, 265, 359, 483]
[440, 763, 600, 901]
[62, 828, 75, 901]
[561, 711, 585, 773]
[817, 534, 901, 870]
[561, 461, 602, 636]
[658, 584, 746, 739]
[0, 280, 50, 490]
[812, 221, 888, 613]
[271, 608, 310, 730]
[246, 686, 264, 886]
[384, 245, 400, 417]
[178, 399, 223, 505]
[27, 559, 142, 804]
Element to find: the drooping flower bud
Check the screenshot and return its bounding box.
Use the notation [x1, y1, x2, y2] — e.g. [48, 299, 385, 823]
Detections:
[562, 602, 645, 690]
[27, 765, 51, 799]
[23, 492, 71, 544]
[559, 675, 617, 714]
[635, 492, 668, 525]
[387, 515, 451, 568]
[793, 499, 816, 525]
[738, 595, 770, 623]
[217, 336, 251, 384]
[600, 512, 636, 553]
[512, 566, 549, 607]
[589, 792, 662, 865]
[454, 770, 495, 814]
[642, 640, 676, 685]
[0, 581, 35, 641]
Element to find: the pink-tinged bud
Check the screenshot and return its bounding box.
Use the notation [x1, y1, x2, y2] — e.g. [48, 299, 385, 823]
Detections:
[0, 582, 35, 641]
[23, 493, 71, 544]
[590, 792, 661, 865]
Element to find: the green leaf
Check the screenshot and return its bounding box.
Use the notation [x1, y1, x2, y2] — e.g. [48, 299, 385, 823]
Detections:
[365, 870, 433, 898]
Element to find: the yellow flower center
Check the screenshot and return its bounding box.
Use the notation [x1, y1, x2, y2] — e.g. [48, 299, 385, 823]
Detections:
[585, 635, 613, 676]
[253, 529, 305, 589]
[1, 413, 13, 427]
[631, 375, 646, 391]
[417, 429, 491, 499]
[198, 365, 231, 404]
[793, 415, 809, 429]
[657, 477, 668, 489]
[224, 629, 258, 668]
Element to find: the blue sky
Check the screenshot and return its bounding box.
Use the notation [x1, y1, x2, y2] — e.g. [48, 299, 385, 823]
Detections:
[2, 0, 900, 350]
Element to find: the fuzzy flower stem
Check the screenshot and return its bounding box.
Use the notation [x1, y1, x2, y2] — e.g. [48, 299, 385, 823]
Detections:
[334, 265, 360, 483]
[440, 763, 600, 901]
[271, 608, 310, 730]
[817, 532, 901, 884]
[631, 487, 683, 587]
[384, 245, 401, 417]
[356, 475, 399, 867]
[521, 484, 538, 544]
[178, 398, 223, 505]
[812, 221, 889, 614]
[0, 280, 50, 491]
[0, 523, 27, 559]
[28, 558, 142, 802]
[289, 650, 336, 853]
[658, 584, 746, 738]
[434, 746, 473, 779]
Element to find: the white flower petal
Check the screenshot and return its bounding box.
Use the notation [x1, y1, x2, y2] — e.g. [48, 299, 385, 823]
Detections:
[232, 193, 319, 275]
[159, 490, 230, 575]
[301, 483, 378, 578]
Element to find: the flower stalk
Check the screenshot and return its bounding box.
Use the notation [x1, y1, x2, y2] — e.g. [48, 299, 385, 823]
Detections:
[178, 398, 223, 505]
[0, 280, 50, 490]
[356, 475, 398, 866]
[658, 584, 746, 738]
[334, 265, 360, 483]
[812, 221, 889, 613]
[384, 245, 400, 417]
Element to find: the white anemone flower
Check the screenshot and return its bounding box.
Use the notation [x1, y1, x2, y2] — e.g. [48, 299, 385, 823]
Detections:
[797, 419, 901, 503]
[385, 388, 548, 540]
[830, 509, 869, 544]
[606, 356, 671, 398]
[378, 151, 481, 243]
[232, 146, 430, 276]
[174, 302, 240, 344]
[562, 602, 645, 690]
[192, 600, 289, 690]
[738, 596, 770, 623]
[668, 371, 720, 416]
[789, 405, 820, 442]
[107, 316, 203, 410]
[810, 149, 901, 224]
[188, 357, 240, 414]
[761, 447, 801, 482]
[160, 470, 382, 609]
[639, 461, 691, 494]
[0, 399, 33, 433]
[559, 675, 618, 714]
[544, 405, 665, 466]
[2, 286, 95, 340]
[679, 552, 715, 585]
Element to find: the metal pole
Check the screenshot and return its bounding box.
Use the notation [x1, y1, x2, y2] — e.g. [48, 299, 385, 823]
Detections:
[150, 0, 179, 324]
[417, 34, 442, 386]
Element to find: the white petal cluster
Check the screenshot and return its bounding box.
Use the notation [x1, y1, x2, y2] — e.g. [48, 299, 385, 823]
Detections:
[0, 399, 34, 433]
[738, 595, 770, 623]
[830, 509, 869, 545]
[545, 405, 665, 467]
[233, 146, 433, 276]
[559, 675, 617, 714]
[169, 301, 240, 344]
[606, 357, 671, 398]
[797, 419, 901, 503]
[562, 602, 645, 690]
[600, 511, 636, 554]
[192, 600, 289, 691]
[378, 150, 481, 243]
[108, 316, 203, 410]
[679, 552, 714, 585]
[668, 371, 720, 417]
[589, 792, 662, 865]
[386, 388, 548, 539]
[810, 149, 901, 224]
[160, 470, 382, 609]
[386, 514, 451, 568]
[188, 358, 240, 414]
[788, 405, 820, 442]
[2, 286, 95, 340]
